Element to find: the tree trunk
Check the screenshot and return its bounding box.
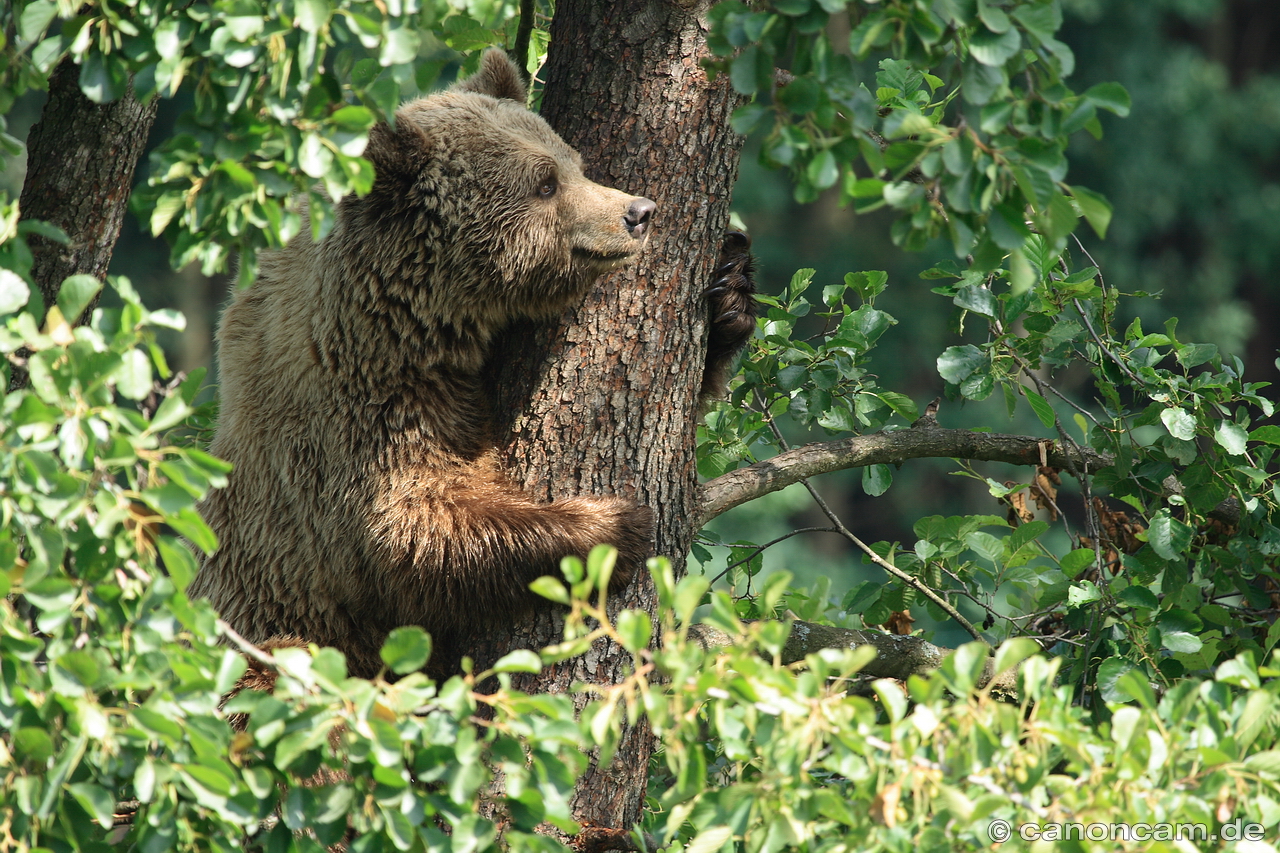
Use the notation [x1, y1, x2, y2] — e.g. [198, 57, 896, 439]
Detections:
[472, 0, 745, 831]
[18, 56, 159, 314]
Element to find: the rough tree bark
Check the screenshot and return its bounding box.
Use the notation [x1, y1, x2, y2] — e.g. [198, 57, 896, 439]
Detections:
[18, 57, 159, 312]
[471, 0, 745, 833]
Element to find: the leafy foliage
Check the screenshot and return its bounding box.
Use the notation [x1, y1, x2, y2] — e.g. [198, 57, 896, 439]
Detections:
[696, 0, 1280, 711]
[647, 609, 1280, 853]
[707, 0, 1125, 267]
[1, 0, 530, 281]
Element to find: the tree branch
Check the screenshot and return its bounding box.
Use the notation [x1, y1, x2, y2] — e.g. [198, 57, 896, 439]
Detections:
[697, 422, 1102, 526]
[510, 0, 535, 84]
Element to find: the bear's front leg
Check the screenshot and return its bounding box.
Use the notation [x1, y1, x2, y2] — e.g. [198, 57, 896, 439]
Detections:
[701, 231, 759, 405]
[366, 475, 654, 648]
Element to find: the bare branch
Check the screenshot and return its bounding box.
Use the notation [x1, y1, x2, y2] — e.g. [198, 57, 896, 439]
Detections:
[697, 422, 1102, 526]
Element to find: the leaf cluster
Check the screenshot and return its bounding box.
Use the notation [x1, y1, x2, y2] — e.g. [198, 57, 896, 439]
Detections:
[0, 0, 527, 282]
[707, 0, 1125, 266]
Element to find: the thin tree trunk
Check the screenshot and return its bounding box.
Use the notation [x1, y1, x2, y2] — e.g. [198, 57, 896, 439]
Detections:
[18, 56, 158, 313]
[473, 0, 745, 831]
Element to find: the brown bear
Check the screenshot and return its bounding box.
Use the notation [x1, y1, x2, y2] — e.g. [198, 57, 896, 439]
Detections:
[188, 49, 756, 680]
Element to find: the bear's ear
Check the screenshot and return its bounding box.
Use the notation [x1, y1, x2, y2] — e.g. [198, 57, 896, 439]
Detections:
[365, 118, 432, 183]
[452, 48, 528, 103]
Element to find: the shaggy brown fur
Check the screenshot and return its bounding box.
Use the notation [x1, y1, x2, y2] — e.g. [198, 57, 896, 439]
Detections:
[189, 51, 658, 679]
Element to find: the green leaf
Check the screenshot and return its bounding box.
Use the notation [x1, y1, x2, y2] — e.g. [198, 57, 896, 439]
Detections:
[878, 391, 918, 421]
[954, 284, 996, 317]
[1155, 610, 1203, 654]
[379, 23, 420, 66]
[937, 344, 987, 384]
[1215, 421, 1248, 456]
[380, 626, 432, 674]
[872, 679, 908, 722]
[961, 59, 1004, 105]
[149, 192, 185, 236]
[19, 0, 57, 42]
[0, 269, 30, 314]
[169, 509, 218, 555]
[1095, 657, 1136, 703]
[530, 575, 570, 604]
[1059, 548, 1097, 576]
[147, 391, 193, 434]
[615, 609, 653, 652]
[54, 649, 102, 688]
[1084, 82, 1131, 117]
[1116, 586, 1159, 609]
[778, 76, 821, 115]
[1217, 653, 1261, 688]
[842, 581, 882, 613]
[1148, 510, 1192, 560]
[12, 727, 54, 764]
[806, 150, 839, 190]
[1176, 342, 1218, 368]
[1067, 184, 1112, 239]
[989, 200, 1033, 249]
[1244, 751, 1280, 777]
[969, 26, 1021, 66]
[56, 274, 102, 323]
[1160, 407, 1197, 441]
[294, 0, 331, 33]
[686, 826, 733, 853]
[491, 649, 541, 673]
[845, 270, 888, 302]
[730, 45, 765, 95]
[68, 782, 116, 829]
[215, 648, 249, 694]
[38, 735, 87, 819]
[1068, 580, 1101, 605]
[1158, 628, 1202, 654]
[1025, 389, 1056, 428]
[990, 638, 1039, 678]
[299, 133, 333, 179]
[1009, 247, 1035, 295]
[967, 532, 1003, 565]
[862, 464, 892, 497]
[114, 349, 153, 400]
[78, 51, 127, 104]
[330, 105, 375, 132]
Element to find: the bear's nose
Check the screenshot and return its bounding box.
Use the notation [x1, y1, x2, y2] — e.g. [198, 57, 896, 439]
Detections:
[623, 198, 657, 238]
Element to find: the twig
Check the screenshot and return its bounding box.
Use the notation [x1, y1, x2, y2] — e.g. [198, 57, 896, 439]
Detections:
[216, 619, 278, 668]
[709, 526, 841, 585]
[1072, 296, 1145, 387]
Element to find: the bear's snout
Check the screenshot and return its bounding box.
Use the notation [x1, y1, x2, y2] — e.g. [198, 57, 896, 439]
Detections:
[623, 198, 657, 239]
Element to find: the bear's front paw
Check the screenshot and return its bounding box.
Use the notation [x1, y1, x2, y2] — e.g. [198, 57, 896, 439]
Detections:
[706, 231, 759, 353]
[701, 231, 760, 403]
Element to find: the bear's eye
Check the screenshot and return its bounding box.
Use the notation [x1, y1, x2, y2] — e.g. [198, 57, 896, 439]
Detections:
[538, 176, 558, 199]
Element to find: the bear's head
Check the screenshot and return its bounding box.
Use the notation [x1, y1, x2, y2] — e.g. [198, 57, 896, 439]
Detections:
[337, 49, 656, 328]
